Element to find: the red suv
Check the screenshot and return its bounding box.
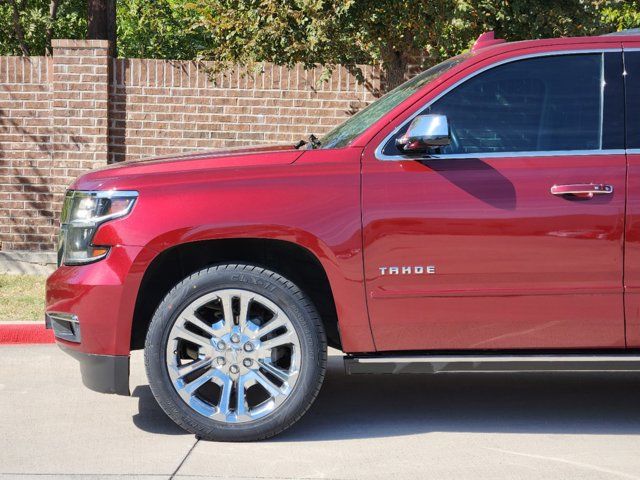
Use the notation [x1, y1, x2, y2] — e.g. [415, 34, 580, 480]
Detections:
[46, 30, 640, 441]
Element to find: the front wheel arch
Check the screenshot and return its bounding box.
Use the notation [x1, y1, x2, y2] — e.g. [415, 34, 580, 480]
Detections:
[130, 238, 341, 352]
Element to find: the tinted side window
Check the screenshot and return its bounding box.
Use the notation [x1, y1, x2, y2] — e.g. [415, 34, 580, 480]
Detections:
[383, 54, 610, 156]
[625, 51, 640, 149]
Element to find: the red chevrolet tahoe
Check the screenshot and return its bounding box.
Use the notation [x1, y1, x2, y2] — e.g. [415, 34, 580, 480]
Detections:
[46, 29, 640, 441]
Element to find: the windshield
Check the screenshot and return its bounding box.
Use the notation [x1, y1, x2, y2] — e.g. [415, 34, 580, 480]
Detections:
[319, 53, 471, 149]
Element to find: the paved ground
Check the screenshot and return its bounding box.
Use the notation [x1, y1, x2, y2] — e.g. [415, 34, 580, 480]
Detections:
[3, 345, 640, 479]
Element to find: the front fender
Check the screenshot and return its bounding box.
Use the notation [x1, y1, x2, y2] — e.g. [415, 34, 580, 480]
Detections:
[92, 148, 375, 353]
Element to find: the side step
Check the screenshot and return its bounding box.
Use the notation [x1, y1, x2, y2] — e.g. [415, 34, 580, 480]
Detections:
[344, 354, 640, 375]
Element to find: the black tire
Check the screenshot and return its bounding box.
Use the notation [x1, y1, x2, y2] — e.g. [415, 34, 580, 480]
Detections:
[144, 263, 327, 441]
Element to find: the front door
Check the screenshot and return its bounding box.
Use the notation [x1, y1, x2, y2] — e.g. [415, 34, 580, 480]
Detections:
[362, 50, 627, 351]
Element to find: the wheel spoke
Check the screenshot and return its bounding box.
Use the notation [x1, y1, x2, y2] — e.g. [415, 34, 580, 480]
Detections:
[238, 293, 252, 331]
[177, 357, 213, 378]
[255, 315, 287, 339]
[260, 330, 294, 351]
[258, 360, 291, 383]
[253, 370, 282, 397]
[216, 375, 233, 418]
[181, 369, 216, 395]
[182, 313, 220, 338]
[236, 375, 248, 418]
[219, 293, 235, 332]
[174, 325, 212, 349]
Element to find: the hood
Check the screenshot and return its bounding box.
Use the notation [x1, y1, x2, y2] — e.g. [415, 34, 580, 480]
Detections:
[72, 144, 305, 189]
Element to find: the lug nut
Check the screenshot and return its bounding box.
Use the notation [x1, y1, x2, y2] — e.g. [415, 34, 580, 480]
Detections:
[229, 364, 240, 374]
[243, 358, 253, 368]
[216, 356, 226, 366]
[231, 333, 241, 343]
[217, 341, 226, 350]
[243, 342, 254, 352]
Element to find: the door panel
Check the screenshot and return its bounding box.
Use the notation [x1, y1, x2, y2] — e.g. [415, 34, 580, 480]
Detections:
[363, 154, 625, 350]
[362, 51, 626, 351]
[623, 47, 640, 347]
[625, 153, 640, 347]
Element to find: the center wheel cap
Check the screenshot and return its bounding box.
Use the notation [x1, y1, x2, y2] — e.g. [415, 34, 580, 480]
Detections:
[216, 331, 259, 376]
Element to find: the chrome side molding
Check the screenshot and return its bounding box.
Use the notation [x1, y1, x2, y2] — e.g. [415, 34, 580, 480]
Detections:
[344, 354, 640, 375]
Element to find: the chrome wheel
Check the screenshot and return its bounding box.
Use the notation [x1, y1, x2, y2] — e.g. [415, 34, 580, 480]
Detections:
[166, 289, 301, 423]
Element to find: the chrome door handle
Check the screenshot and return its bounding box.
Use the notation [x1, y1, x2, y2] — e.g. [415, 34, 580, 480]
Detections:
[550, 183, 613, 198]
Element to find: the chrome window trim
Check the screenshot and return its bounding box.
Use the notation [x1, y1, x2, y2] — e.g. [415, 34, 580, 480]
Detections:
[598, 52, 605, 149]
[375, 48, 623, 162]
[627, 149, 640, 154]
[395, 149, 626, 160]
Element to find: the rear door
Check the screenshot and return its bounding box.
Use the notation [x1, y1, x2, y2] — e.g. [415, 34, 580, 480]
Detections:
[362, 49, 627, 351]
[623, 46, 640, 347]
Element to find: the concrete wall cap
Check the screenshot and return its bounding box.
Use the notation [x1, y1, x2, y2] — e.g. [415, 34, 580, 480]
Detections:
[0, 251, 56, 275]
[51, 39, 110, 49]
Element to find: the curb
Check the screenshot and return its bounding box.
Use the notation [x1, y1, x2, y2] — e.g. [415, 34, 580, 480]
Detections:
[0, 323, 55, 344]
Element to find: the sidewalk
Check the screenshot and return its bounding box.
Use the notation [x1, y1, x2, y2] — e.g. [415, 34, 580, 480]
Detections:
[3, 346, 640, 479]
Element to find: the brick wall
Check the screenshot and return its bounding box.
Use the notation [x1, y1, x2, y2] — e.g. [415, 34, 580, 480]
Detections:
[0, 40, 381, 253]
[0, 56, 54, 251]
[110, 60, 380, 163]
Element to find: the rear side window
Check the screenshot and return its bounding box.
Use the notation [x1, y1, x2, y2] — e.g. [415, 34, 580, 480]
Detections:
[382, 53, 624, 157]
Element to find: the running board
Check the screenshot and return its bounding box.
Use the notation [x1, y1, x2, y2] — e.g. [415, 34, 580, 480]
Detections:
[344, 354, 640, 375]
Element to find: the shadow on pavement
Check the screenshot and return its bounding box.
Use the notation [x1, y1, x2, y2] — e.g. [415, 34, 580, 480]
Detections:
[132, 385, 186, 435]
[132, 355, 640, 441]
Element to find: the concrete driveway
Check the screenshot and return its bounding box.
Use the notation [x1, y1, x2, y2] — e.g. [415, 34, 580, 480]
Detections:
[2, 345, 640, 479]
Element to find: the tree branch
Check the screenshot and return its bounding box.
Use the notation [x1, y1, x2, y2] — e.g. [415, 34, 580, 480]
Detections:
[46, 0, 61, 55]
[8, 0, 30, 56]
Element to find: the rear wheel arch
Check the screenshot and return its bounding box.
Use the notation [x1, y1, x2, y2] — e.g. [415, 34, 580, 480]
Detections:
[130, 238, 341, 352]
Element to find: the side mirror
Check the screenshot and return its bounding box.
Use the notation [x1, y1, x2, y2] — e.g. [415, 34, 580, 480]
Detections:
[396, 114, 451, 153]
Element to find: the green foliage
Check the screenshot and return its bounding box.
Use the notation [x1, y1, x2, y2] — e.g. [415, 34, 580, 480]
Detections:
[0, 0, 638, 86]
[116, 0, 212, 59]
[0, 0, 86, 56]
[601, 0, 640, 30]
[188, 0, 609, 87]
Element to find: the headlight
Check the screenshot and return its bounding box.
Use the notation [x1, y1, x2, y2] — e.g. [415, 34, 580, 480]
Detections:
[58, 190, 138, 266]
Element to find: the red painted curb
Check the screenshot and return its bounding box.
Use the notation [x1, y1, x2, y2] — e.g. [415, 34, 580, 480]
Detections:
[0, 324, 55, 344]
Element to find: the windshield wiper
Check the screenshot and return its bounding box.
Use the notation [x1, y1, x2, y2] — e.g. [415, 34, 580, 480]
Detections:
[294, 134, 322, 149]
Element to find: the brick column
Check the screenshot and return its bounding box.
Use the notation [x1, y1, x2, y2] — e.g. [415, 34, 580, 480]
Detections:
[51, 39, 110, 186]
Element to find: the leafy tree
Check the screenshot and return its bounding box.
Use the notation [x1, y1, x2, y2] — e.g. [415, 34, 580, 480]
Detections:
[0, 0, 638, 90]
[0, 0, 207, 58]
[0, 0, 86, 55]
[189, 0, 606, 88]
[116, 0, 212, 59]
[600, 0, 640, 30]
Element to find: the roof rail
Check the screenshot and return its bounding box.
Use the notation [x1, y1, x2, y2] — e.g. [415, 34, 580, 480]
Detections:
[472, 31, 506, 51]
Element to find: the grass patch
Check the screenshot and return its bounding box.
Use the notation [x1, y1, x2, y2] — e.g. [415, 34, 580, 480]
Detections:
[0, 274, 46, 321]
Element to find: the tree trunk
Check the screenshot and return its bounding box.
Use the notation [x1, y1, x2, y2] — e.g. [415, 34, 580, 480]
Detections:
[45, 0, 61, 55]
[381, 48, 409, 91]
[87, 0, 117, 54]
[8, 0, 30, 56]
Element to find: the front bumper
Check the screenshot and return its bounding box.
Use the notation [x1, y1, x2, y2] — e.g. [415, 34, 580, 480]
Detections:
[46, 244, 150, 396]
[59, 344, 130, 395]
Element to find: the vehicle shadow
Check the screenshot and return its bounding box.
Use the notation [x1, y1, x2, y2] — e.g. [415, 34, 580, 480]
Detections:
[132, 355, 640, 440]
[420, 157, 517, 210]
[131, 385, 187, 435]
